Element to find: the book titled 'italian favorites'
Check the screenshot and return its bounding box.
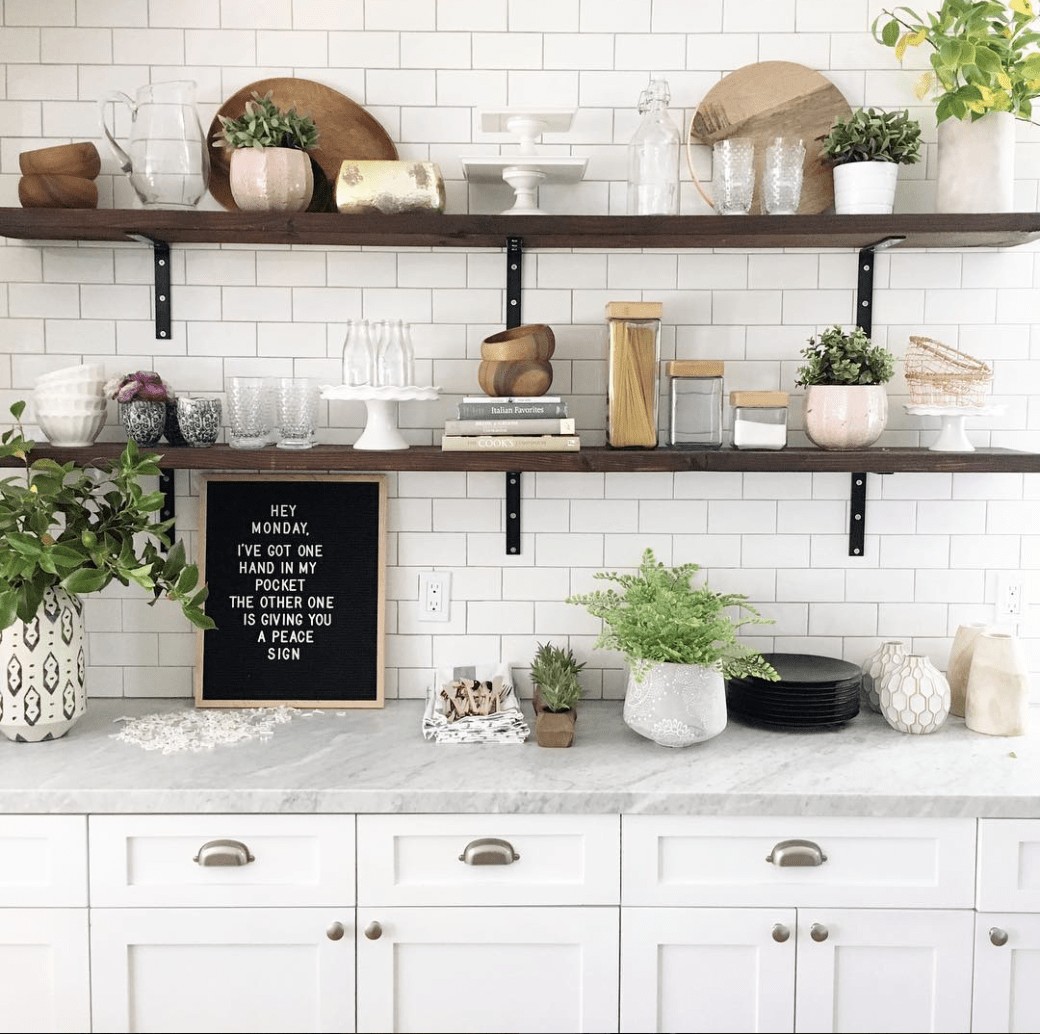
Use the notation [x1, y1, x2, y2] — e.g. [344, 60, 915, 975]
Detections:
[457, 396, 568, 420]
[441, 435, 581, 452]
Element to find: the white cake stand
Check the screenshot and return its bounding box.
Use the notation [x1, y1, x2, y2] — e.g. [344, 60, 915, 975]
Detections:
[321, 385, 440, 451]
[904, 404, 1004, 452]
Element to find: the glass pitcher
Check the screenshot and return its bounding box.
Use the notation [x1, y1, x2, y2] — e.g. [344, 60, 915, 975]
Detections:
[98, 80, 209, 208]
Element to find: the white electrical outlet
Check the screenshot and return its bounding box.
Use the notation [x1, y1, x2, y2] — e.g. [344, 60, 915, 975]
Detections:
[418, 571, 451, 622]
[996, 574, 1026, 623]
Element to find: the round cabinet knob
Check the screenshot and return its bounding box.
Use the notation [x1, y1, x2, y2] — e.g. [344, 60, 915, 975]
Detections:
[771, 923, 791, 943]
[326, 922, 345, 942]
[990, 927, 1009, 947]
[364, 921, 383, 941]
[810, 923, 829, 943]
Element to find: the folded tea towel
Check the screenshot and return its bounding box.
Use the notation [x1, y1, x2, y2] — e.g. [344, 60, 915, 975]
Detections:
[422, 662, 529, 743]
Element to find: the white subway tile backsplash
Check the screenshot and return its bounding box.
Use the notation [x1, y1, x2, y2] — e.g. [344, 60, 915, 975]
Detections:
[724, 0, 795, 32]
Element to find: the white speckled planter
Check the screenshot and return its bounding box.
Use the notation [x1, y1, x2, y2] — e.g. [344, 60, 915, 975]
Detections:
[229, 146, 313, 212]
[879, 654, 950, 736]
[623, 662, 726, 748]
[861, 640, 907, 714]
[937, 111, 1014, 214]
[804, 384, 888, 450]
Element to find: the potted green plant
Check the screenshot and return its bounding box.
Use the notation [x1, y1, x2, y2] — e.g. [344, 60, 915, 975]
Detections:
[214, 91, 320, 212]
[795, 325, 896, 450]
[105, 370, 175, 447]
[529, 641, 586, 748]
[0, 402, 213, 742]
[874, 1, 1040, 211]
[567, 549, 777, 748]
[820, 108, 922, 214]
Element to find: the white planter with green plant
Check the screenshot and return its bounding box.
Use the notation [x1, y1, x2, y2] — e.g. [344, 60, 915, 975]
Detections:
[215, 91, 319, 212]
[567, 549, 777, 748]
[875, 1, 1040, 212]
[796, 326, 896, 450]
[821, 108, 922, 215]
[529, 642, 585, 748]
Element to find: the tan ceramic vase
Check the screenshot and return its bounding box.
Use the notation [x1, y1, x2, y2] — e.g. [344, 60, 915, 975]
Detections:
[229, 147, 313, 212]
[965, 632, 1030, 737]
[804, 384, 888, 450]
[947, 623, 991, 718]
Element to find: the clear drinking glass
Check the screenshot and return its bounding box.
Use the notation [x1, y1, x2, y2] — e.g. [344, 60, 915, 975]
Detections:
[276, 378, 319, 450]
[763, 137, 806, 215]
[711, 139, 755, 215]
[227, 376, 273, 449]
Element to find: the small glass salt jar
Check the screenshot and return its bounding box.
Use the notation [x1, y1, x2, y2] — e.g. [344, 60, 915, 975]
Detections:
[730, 391, 789, 450]
[667, 360, 724, 449]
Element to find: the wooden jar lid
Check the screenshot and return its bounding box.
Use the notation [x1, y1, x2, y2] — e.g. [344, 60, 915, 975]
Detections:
[729, 390, 789, 408]
[666, 360, 724, 377]
[605, 301, 663, 320]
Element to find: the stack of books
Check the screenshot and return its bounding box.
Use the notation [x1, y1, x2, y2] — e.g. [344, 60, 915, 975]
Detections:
[441, 396, 580, 452]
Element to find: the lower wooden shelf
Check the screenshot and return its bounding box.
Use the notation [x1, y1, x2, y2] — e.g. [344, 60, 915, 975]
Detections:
[9, 443, 1040, 474]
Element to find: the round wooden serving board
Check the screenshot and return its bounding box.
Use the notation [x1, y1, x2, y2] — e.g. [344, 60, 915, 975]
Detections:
[691, 61, 851, 215]
[208, 77, 398, 211]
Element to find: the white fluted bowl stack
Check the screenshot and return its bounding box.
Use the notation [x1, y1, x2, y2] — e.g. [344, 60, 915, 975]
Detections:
[32, 364, 107, 446]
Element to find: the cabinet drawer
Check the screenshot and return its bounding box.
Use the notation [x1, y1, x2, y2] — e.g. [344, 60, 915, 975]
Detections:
[357, 814, 620, 905]
[0, 816, 86, 907]
[623, 816, 976, 908]
[89, 814, 355, 907]
[977, 819, 1040, 911]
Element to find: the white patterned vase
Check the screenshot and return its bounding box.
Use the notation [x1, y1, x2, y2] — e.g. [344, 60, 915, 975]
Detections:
[623, 662, 726, 748]
[878, 654, 950, 736]
[947, 623, 990, 718]
[861, 640, 907, 713]
[0, 588, 85, 742]
[965, 632, 1030, 737]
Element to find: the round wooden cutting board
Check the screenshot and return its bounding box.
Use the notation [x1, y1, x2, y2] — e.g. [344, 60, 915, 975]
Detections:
[208, 77, 398, 211]
[690, 62, 852, 215]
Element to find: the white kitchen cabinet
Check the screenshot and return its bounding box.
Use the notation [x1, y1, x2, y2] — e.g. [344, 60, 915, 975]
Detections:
[356, 905, 620, 1034]
[90, 907, 355, 1034]
[0, 908, 90, 1033]
[972, 913, 1040, 1033]
[794, 908, 974, 1034]
[620, 907, 796, 1034]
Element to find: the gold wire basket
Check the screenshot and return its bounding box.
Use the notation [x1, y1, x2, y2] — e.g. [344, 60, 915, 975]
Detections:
[904, 336, 992, 408]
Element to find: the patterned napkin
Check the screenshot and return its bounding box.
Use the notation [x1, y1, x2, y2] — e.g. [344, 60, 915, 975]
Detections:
[421, 663, 529, 744]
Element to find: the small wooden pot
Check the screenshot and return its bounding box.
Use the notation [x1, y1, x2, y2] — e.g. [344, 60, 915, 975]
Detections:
[533, 687, 577, 748]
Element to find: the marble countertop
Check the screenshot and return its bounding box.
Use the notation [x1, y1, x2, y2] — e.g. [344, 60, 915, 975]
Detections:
[3, 698, 1039, 817]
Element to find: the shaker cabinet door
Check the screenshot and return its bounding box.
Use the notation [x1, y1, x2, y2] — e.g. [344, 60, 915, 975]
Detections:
[972, 912, 1040, 1034]
[90, 907, 355, 1034]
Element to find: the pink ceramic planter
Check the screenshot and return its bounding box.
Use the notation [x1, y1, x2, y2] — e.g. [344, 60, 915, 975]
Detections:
[804, 384, 888, 450]
[229, 147, 313, 212]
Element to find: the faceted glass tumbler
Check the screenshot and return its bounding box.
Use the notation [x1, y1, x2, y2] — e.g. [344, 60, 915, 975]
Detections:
[763, 137, 805, 215]
[276, 378, 319, 450]
[711, 138, 755, 215]
[227, 376, 273, 449]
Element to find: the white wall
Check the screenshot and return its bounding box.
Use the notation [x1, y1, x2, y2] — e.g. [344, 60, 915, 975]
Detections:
[1, 0, 1039, 700]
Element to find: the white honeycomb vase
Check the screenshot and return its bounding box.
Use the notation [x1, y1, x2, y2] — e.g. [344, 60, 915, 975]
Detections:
[878, 654, 950, 736]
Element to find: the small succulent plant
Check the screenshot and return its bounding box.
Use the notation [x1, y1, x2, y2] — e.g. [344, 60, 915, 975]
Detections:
[795, 326, 896, 386]
[105, 371, 173, 404]
[529, 641, 586, 713]
[820, 108, 922, 165]
[215, 91, 319, 151]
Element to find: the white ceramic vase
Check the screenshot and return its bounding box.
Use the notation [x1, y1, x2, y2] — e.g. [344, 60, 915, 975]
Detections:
[947, 622, 991, 718]
[879, 654, 950, 735]
[804, 384, 888, 450]
[0, 588, 85, 742]
[623, 662, 726, 748]
[936, 111, 1015, 214]
[965, 632, 1030, 737]
[861, 640, 907, 714]
[229, 147, 314, 212]
[833, 161, 899, 215]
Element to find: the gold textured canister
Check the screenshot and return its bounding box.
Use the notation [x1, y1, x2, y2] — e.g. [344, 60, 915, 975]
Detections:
[335, 160, 445, 215]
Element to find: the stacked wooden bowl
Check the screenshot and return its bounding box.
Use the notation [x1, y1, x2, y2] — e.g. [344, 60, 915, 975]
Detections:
[478, 324, 555, 397]
[18, 143, 101, 209]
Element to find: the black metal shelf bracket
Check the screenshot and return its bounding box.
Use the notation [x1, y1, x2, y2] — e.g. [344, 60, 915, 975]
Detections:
[159, 467, 176, 546]
[126, 233, 172, 340]
[848, 235, 903, 556]
[504, 235, 524, 555]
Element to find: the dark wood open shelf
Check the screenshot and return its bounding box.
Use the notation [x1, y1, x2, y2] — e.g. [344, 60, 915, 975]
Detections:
[1, 209, 1039, 250]
[9, 444, 1040, 474]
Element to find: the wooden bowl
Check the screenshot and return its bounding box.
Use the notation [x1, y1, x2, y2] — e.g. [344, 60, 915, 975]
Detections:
[18, 175, 98, 209]
[19, 142, 100, 179]
[481, 324, 555, 362]
[477, 360, 553, 398]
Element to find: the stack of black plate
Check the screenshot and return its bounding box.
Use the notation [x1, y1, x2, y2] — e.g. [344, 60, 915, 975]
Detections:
[727, 653, 861, 731]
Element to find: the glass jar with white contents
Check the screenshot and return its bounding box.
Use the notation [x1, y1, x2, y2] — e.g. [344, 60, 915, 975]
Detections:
[730, 391, 789, 450]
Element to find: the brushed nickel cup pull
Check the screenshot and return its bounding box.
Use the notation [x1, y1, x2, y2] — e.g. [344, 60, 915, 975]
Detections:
[193, 839, 255, 867]
[458, 837, 520, 865]
[771, 923, 791, 943]
[765, 839, 827, 867]
[990, 927, 1009, 947]
[326, 922, 345, 941]
[364, 921, 383, 941]
[810, 923, 829, 943]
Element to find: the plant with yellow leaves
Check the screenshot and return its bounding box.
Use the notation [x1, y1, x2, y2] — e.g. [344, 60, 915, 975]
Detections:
[873, 1, 1040, 122]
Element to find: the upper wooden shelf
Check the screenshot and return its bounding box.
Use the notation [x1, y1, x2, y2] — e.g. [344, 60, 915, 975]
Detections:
[1, 209, 1039, 250]
[10, 444, 1040, 475]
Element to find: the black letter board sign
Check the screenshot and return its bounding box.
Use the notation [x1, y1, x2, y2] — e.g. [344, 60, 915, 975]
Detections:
[196, 474, 386, 708]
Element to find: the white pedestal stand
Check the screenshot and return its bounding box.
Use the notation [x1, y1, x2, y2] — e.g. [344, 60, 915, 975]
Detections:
[904, 404, 1004, 452]
[321, 385, 440, 451]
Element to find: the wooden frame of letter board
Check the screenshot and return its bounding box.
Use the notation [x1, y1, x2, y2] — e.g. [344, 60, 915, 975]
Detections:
[195, 473, 386, 708]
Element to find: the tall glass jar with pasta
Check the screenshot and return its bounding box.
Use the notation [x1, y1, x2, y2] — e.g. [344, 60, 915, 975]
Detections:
[606, 302, 662, 448]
